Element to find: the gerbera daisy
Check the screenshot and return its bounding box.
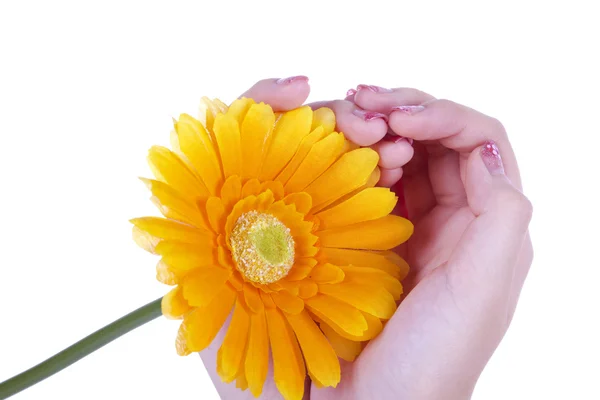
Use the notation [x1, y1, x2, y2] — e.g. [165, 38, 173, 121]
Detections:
[131, 97, 413, 400]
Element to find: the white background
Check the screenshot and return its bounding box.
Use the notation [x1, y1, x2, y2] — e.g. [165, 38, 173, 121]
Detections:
[1, 1, 598, 399]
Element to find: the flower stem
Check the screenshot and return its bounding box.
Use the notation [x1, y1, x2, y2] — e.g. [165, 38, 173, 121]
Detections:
[0, 297, 162, 399]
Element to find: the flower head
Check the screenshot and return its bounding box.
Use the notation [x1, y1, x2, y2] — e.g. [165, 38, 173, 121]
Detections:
[131, 97, 413, 400]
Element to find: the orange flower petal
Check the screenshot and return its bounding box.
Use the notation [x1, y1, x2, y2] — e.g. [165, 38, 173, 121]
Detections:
[304, 294, 367, 336]
[298, 280, 319, 299]
[260, 106, 313, 181]
[130, 217, 213, 244]
[305, 148, 379, 212]
[285, 132, 346, 193]
[220, 175, 242, 211]
[217, 299, 250, 382]
[140, 178, 208, 229]
[174, 115, 223, 195]
[226, 98, 254, 126]
[276, 125, 326, 185]
[319, 283, 396, 319]
[184, 284, 236, 352]
[240, 103, 276, 179]
[155, 240, 215, 276]
[313, 310, 383, 342]
[182, 267, 232, 307]
[271, 290, 304, 315]
[341, 265, 403, 300]
[320, 322, 362, 362]
[266, 308, 306, 400]
[309, 263, 345, 284]
[316, 187, 397, 230]
[213, 114, 242, 178]
[243, 284, 264, 313]
[147, 145, 209, 199]
[245, 309, 269, 397]
[161, 286, 191, 319]
[205, 197, 226, 234]
[241, 178, 261, 198]
[320, 248, 409, 280]
[283, 192, 313, 215]
[260, 180, 285, 200]
[318, 215, 414, 250]
[285, 310, 340, 388]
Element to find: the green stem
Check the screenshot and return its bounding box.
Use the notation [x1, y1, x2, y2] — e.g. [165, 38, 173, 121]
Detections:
[0, 298, 162, 399]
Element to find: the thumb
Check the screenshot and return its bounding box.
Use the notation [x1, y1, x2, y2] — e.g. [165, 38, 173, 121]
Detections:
[446, 141, 533, 304]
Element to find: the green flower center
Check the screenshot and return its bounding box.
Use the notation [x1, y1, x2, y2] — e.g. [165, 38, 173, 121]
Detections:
[230, 211, 295, 284]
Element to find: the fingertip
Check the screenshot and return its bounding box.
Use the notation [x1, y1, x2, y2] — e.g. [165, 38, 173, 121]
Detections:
[331, 101, 388, 146]
[371, 139, 415, 170]
[240, 76, 310, 111]
[378, 167, 404, 188]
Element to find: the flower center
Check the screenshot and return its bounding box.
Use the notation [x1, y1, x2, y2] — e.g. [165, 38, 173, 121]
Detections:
[230, 211, 295, 284]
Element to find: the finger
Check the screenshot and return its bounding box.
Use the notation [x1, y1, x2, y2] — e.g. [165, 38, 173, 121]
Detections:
[306, 100, 388, 146]
[352, 86, 435, 114]
[445, 141, 532, 314]
[388, 99, 523, 190]
[377, 167, 403, 188]
[371, 138, 414, 170]
[240, 76, 310, 112]
[401, 142, 436, 222]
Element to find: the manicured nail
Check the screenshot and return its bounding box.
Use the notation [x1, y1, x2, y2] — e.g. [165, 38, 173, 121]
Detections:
[384, 133, 413, 145]
[352, 109, 388, 122]
[391, 105, 425, 115]
[346, 88, 357, 97]
[481, 140, 504, 175]
[357, 84, 393, 93]
[276, 75, 309, 84]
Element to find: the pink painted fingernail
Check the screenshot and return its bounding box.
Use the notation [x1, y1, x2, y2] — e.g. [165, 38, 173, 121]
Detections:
[276, 75, 309, 84]
[391, 105, 425, 115]
[480, 140, 505, 175]
[357, 84, 393, 93]
[384, 133, 414, 145]
[352, 109, 388, 122]
[346, 88, 357, 97]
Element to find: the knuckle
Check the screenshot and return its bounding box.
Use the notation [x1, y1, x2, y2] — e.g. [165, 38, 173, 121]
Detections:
[501, 190, 533, 222]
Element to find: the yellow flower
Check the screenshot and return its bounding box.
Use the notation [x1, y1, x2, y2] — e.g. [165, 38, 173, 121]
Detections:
[131, 97, 413, 400]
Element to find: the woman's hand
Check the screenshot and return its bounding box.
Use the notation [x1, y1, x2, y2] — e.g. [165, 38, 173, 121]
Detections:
[314, 86, 534, 399]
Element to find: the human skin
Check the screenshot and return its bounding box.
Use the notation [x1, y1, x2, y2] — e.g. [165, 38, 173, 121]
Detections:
[200, 78, 533, 400]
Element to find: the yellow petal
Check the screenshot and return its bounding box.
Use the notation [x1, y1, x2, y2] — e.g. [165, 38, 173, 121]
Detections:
[235, 368, 248, 391]
[311, 107, 336, 135]
[132, 226, 161, 254]
[319, 283, 396, 319]
[320, 248, 409, 280]
[130, 217, 213, 244]
[226, 97, 255, 126]
[245, 309, 269, 397]
[341, 265, 403, 300]
[285, 310, 340, 388]
[283, 192, 312, 214]
[205, 197, 226, 234]
[182, 267, 232, 307]
[276, 126, 326, 184]
[271, 291, 304, 314]
[162, 286, 191, 319]
[316, 187, 397, 230]
[243, 284, 264, 313]
[147, 145, 209, 199]
[198, 96, 225, 131]
[266, 308, 306, 400]
[285, 132, 346, 193]
[260, 291, 276, 308]
[320, 322, 362, 362]
[140, 178, 208, 229]
[319, 215, 414, 250]
[305, 148, 379, 212]
[240, 103, 276, 179]
[260, 106, 313, 181]
[155, 241, 215, 277]
[220, 175, 242, 211]
[184, 284, 236, 351]
[176, 321, 191, 356]
[317, 166, 381, 213]
[175, 114, 223, 195]
[313, 310, 383, 342]
[260, 181, 285, 200]
[309, 263, 345, 284]
[298, 280, 319, 299]
[213, 114, 242, 178]
[241, 178, 261, 198]
[156, 260, 178, 285]
[304, 294, 367, 336]
[217, 299, 250, 382]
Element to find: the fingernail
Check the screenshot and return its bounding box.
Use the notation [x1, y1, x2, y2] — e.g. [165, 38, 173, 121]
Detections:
[352, 109, 389, 122]
[357, 84, 393, 93]
[391, 105, 425, 115]
[384, 133, 414, 145]
[276, 75, 309, 85]
[480, 140, 505, 175]
[346, 88, 357, 97]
